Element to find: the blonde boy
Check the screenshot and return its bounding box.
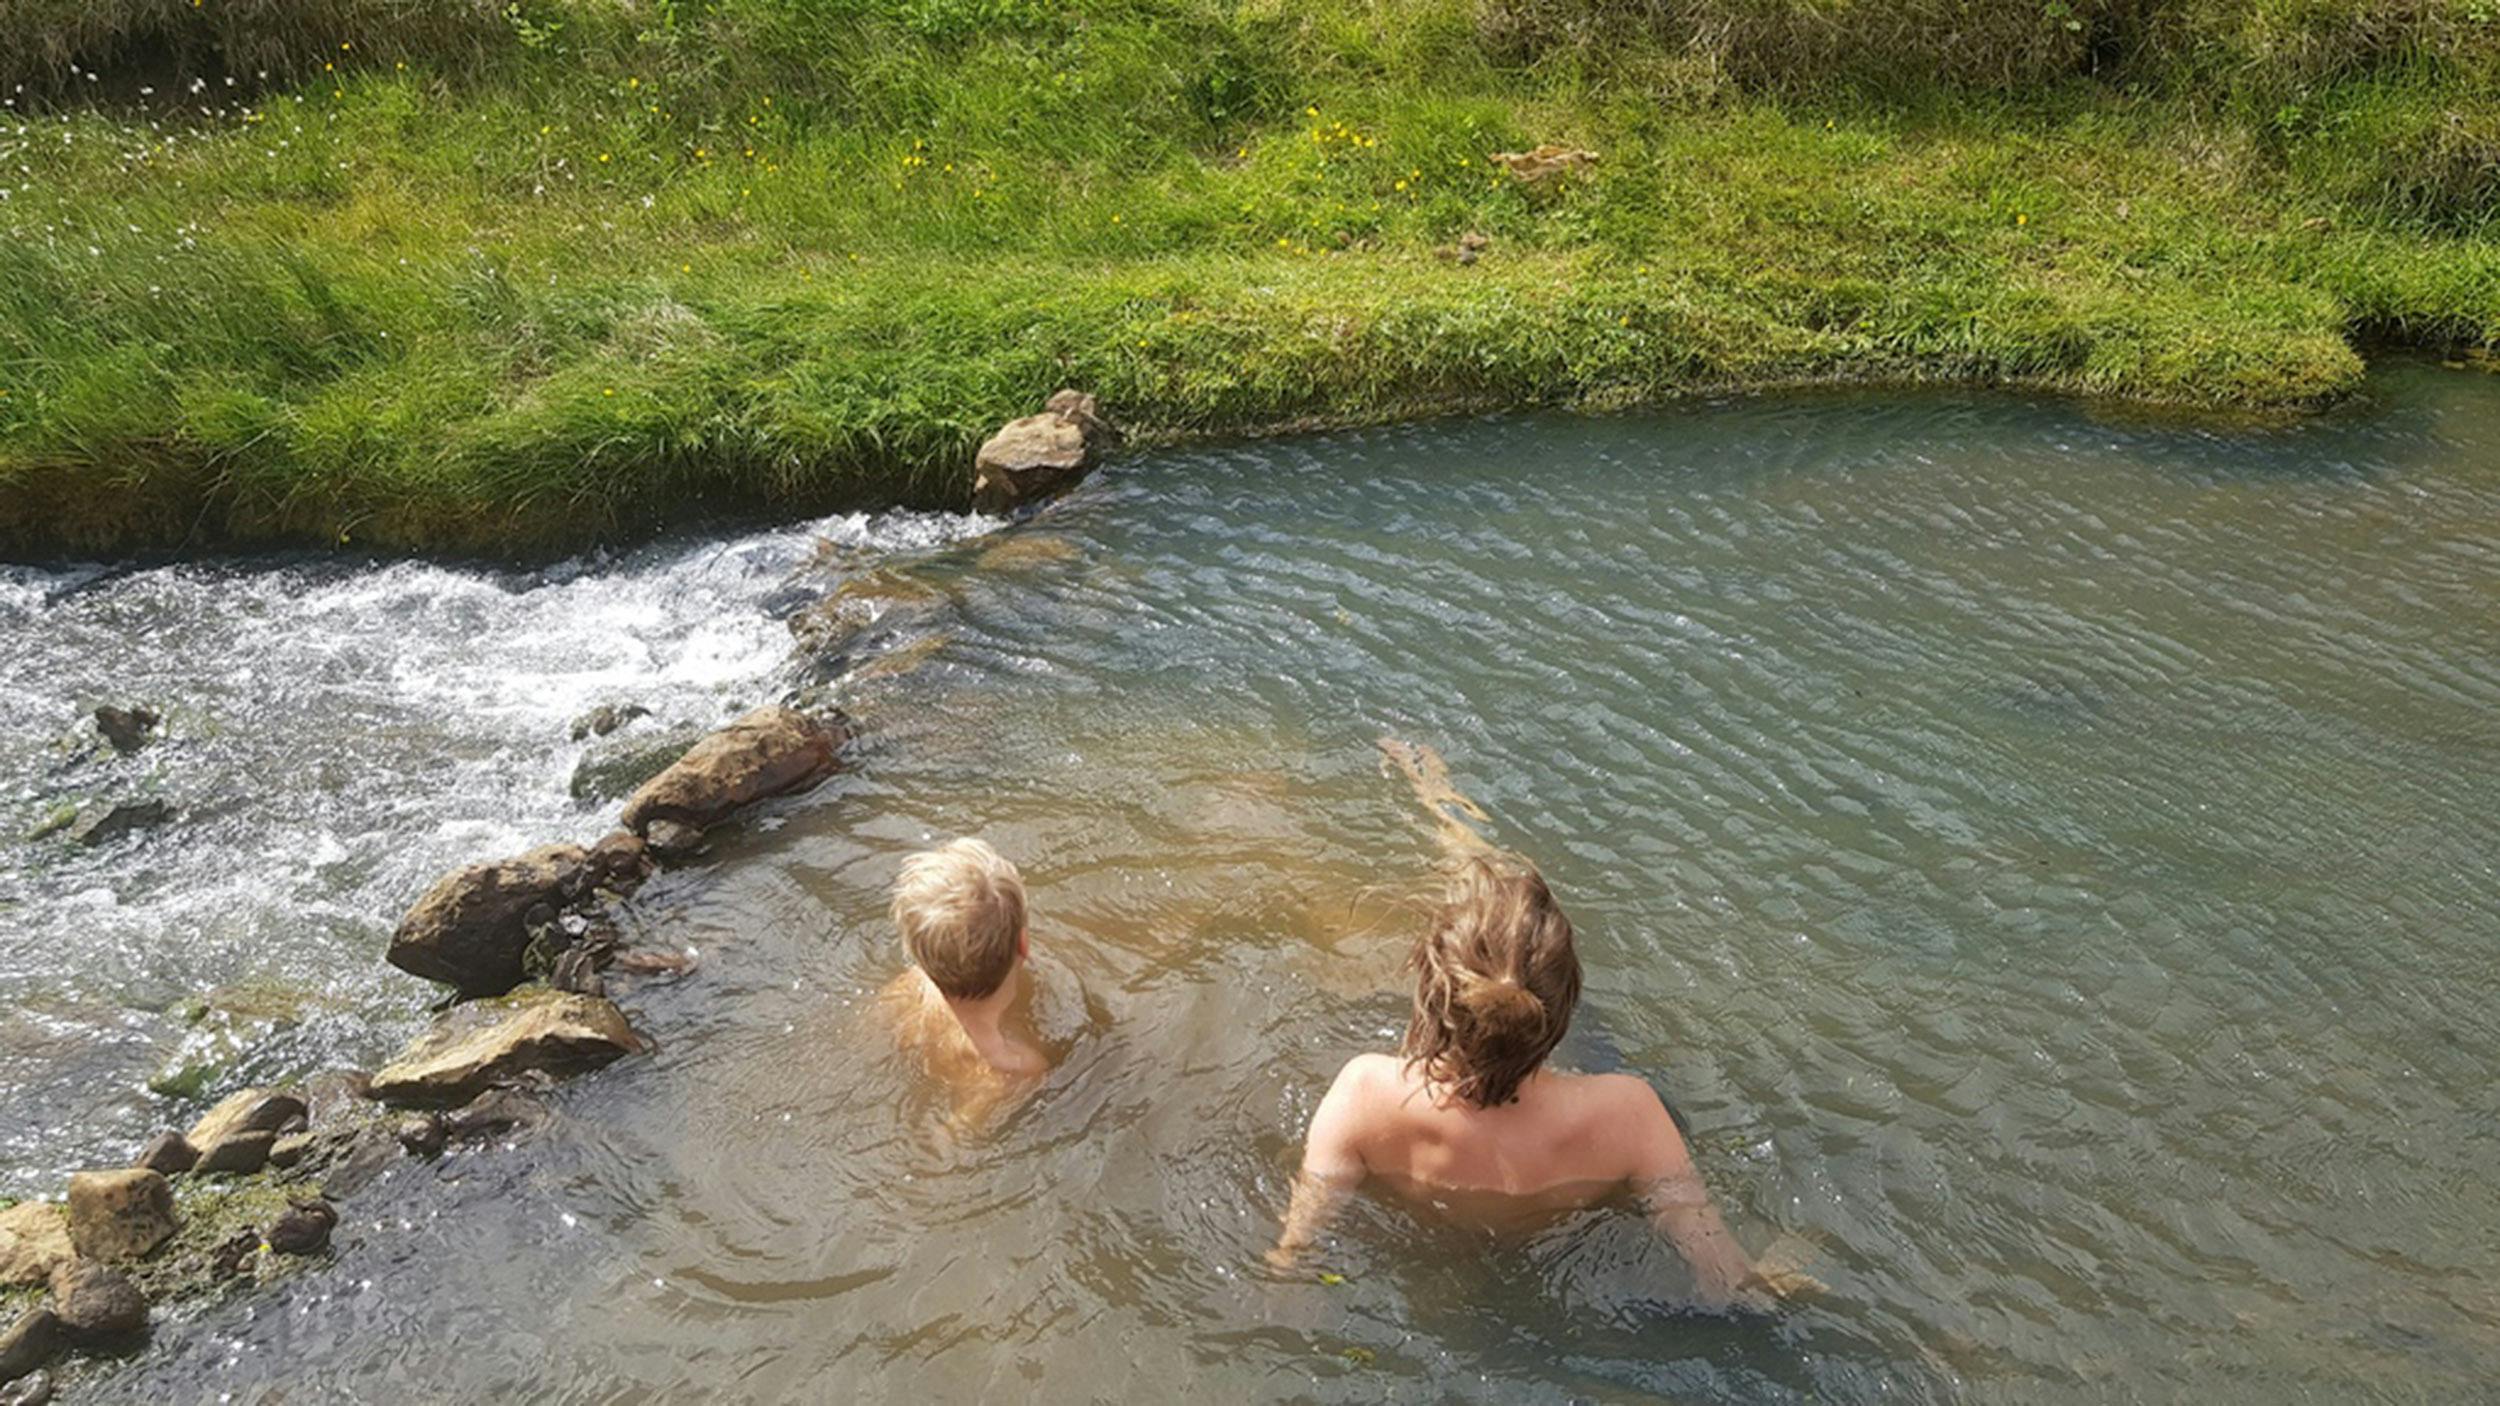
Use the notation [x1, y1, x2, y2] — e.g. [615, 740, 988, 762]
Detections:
[882, 838, 1052, 1093]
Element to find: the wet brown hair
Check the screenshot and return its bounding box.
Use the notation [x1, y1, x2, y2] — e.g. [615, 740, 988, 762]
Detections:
[1399, 855, 1581, 1108]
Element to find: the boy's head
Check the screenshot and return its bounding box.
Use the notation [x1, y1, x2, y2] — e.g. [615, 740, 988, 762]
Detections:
[892, 837, 1027, 1000]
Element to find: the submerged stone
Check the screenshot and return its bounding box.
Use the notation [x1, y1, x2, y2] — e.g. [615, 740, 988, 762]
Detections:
[0, 1205, 73, 1289]
[568, 702, 650, 741]
[368, 992, 643, 1105]
[63, 798, 172, 847]
[568, 726, 701, 804]
[386, 844, 590, 997]
[64, 1169, 177, 1262]
[619, 706, 846, 834]
[92, 705, 160, 754]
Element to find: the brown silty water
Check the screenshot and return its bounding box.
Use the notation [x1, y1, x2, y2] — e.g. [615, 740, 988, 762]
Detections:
[7, 360, 2500, 1401]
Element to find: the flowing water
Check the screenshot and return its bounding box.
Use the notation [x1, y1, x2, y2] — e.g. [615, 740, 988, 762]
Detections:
[6, 362, 2499, 1402]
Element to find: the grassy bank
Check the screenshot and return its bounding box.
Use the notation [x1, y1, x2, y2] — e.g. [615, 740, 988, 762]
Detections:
[1, 0, 2495, 555]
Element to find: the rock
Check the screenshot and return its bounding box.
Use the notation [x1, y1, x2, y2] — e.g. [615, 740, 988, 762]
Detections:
[569, 727, 702, 805]
[0, 1369, 51, 1406]
[586, 830, 652, 894]
[386, 843, 590, 997]
[63, 798, 172, 847]
[971, 389, 1114, 513]
[48, 1261, 147, 1341]
[63, 1169, 177, 1262]
[643, 819, 706, 863]
[92, 705, 160, 754]
[443, 1087, 544, 1142]
[265, 1199, 336, 1256]
[209, 1229, 259, 1280]
[368, 992, 643, 1106]
[568, 702, 649, 741]
[0, 1205, 73, 1289]
[192, 1130, 277, 1176]
[619, 706, 845, 834]
[132, 1132, 197, 1176]
[612, 949, 696, 978]
[395, 1114, 446, 1158]
[184, 1087, 307, 1174]
[0, 1309, 59, 1385]
[549, 945, 605, 997]
[268, 1132, 314, 1170]
[320, 1127, 405, 1199]
[301, 1068, 373, 1123]
[1490, 143, 1597, 184]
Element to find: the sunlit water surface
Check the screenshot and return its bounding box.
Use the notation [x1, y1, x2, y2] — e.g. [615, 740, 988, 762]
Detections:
[8, 363, 2499, 1402]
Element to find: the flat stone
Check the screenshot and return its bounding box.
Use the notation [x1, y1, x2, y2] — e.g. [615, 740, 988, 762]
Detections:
[386, 844, 589, 997]
[619, 706, 846, 834]
[191, 1129, 277, 1176]
[369, 992, 643, 1106]
[132, 1132, 196, 1176]
[0, 1367, 51, 1405]
[47, 1261, 146, 1341]
[0, 1308, 59, 1384]
[268, 1132, 314, 1170]
[185, 1087, 306, 1173]
[0, 1205, 73, 1289]
[63, 1170, 176, 1262]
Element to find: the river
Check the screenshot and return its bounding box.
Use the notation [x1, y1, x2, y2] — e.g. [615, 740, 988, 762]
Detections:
[5, 361, 2497, 1401]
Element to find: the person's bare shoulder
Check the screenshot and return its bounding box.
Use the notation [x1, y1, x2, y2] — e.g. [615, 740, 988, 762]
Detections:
[1335, 1051, 1407, 1107]
[1574, 1073, 1686, 1176]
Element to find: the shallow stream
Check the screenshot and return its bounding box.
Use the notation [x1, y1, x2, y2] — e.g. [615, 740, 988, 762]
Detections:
[6, 362, 2499, 1401]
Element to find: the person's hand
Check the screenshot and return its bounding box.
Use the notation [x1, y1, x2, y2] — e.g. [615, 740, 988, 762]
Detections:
[1744, 1234, 1827, 1302]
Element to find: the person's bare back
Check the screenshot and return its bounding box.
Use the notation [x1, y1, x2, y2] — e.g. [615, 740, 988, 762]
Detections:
[1271, 741, 1817, 1310]
[1275, 1051, 1768, 1305]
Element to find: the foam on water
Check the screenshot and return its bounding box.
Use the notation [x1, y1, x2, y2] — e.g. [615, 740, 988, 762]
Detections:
[0, 508, 995, 1187]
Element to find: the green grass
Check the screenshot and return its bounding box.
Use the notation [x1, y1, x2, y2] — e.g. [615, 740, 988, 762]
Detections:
[0, 0, 2495, 554]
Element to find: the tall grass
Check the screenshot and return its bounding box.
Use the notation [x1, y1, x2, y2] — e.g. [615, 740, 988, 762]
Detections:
[0, 0, 2494, 554]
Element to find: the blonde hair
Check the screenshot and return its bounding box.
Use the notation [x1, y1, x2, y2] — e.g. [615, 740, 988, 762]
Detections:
[1400, 855, 1580, 1108]
[892, 837, 1027, 999]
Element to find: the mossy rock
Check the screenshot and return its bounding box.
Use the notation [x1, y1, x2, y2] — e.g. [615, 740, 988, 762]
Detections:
[569, 727, 703, 804]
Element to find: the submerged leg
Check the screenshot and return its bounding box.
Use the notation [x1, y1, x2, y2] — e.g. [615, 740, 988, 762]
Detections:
[1375, 736, 1494, 860]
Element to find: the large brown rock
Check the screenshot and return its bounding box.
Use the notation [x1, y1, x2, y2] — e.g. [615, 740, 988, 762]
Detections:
[63, 1170, 176, 1262]
[970, 389, 1113, 512]
[47, 1261, 145, 1341]
[368, 992, 643, 1106]
[386, 844, 589, 996]
[618, 706, 846, 834]
[183, 1086, 308, 1176]
[0, 1205, 72, 1289]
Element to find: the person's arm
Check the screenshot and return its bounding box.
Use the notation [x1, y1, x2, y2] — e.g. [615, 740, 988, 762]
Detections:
[1268, 1060, 1371, 1270]
[1619, 1080, 1766, 1311]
